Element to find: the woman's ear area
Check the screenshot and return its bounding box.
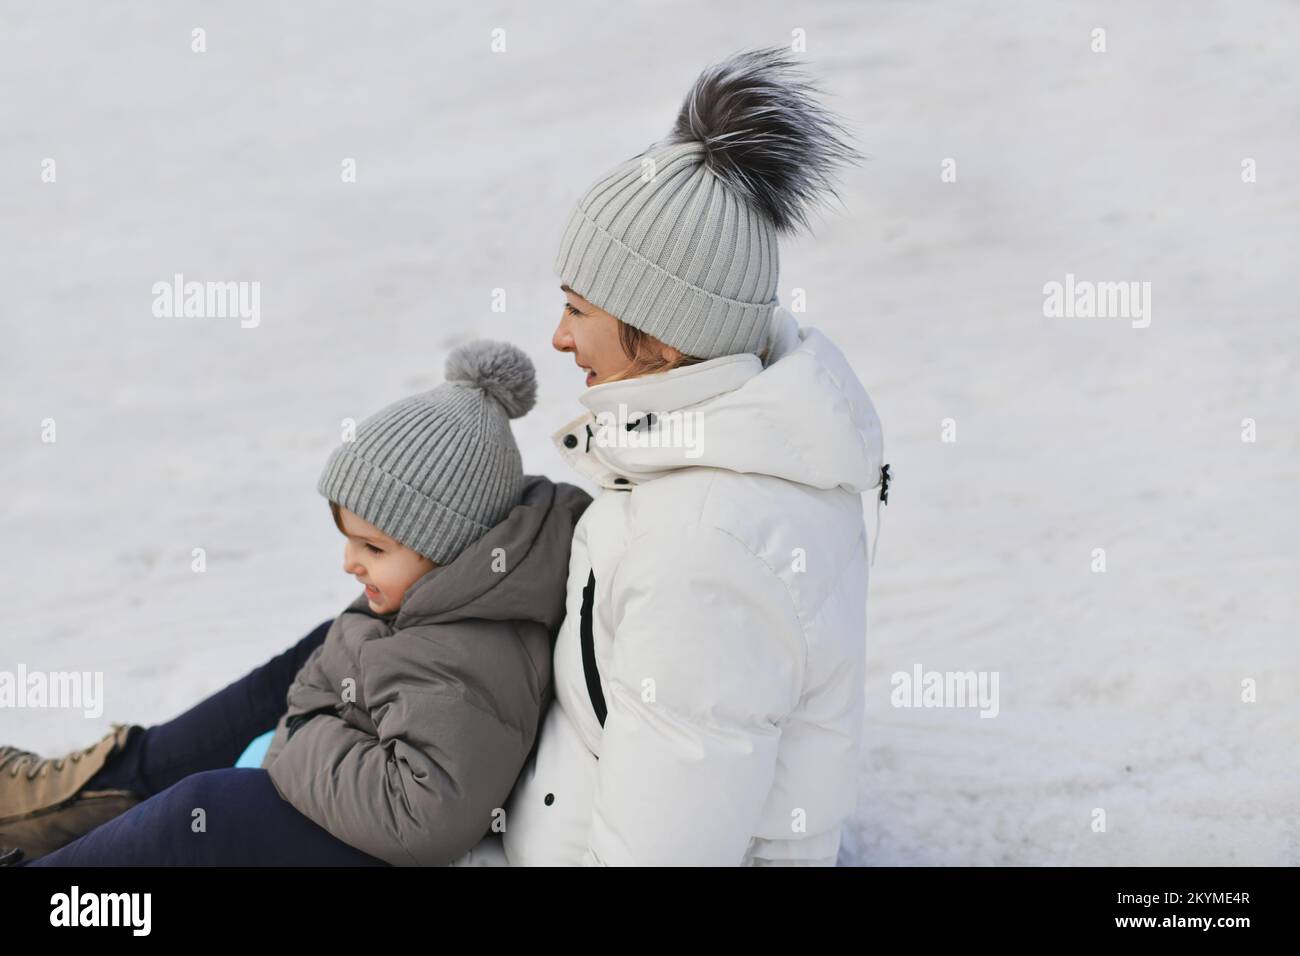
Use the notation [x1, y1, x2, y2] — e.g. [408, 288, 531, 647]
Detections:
[660, 342, 685, 364]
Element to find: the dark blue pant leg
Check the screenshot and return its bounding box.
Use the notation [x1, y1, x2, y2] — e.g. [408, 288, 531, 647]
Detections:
[85, 619, 334, 797]
[26, 768, 390, 867]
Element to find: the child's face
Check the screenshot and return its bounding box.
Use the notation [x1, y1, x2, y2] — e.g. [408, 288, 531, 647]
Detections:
[335, 506, 436, 616]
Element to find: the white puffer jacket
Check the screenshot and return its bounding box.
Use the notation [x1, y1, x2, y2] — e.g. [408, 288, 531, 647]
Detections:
[459, 306, 887, 866]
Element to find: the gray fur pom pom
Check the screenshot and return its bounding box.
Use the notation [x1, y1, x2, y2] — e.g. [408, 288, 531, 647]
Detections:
[660, 46, 865, 235]
[445, 340, 538, 419]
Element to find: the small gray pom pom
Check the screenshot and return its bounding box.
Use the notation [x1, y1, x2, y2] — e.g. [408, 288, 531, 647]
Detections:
[445, 340, 538, 419]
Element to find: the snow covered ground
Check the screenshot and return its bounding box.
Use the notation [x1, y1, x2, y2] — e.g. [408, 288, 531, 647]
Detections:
[3, 1, 1296, 865]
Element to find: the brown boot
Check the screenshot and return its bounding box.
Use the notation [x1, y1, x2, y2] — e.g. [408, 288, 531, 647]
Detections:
[0, 722, 146, 861]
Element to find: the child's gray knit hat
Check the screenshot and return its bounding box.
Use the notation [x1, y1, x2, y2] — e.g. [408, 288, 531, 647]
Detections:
[317, 340, 537, 565]
[553, 46, 863, 361]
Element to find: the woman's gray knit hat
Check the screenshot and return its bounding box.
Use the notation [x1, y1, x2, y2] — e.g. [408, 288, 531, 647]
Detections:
[554, 46, 864, 360]
[317, 340, 537, 565]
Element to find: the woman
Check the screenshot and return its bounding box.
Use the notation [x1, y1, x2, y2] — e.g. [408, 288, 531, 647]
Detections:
[457, 46, 887, 866]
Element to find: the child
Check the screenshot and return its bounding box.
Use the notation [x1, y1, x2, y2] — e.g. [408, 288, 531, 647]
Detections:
[255, 339, 591, 865]
[0, 339, 590, 867]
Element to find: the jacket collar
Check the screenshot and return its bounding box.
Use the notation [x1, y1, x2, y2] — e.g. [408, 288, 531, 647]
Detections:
[578, 352, 761, 419]
[551, 351, 763, 491]
[549, 306, 811, 490]
[549, 304, 891, 566]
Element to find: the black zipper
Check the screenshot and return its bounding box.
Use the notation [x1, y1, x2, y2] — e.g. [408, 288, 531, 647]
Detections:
[579, 569, 607, 729]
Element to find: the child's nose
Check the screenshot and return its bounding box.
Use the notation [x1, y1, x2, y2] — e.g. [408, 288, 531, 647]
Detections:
[342, 545, 362, 575]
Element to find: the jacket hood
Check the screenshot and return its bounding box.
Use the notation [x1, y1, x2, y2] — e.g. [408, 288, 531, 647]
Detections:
[342, 474, 591, 632]
[567, 306, 884, 495]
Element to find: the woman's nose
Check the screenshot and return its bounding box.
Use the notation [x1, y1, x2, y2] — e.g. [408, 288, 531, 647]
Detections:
[552, 314, 574, 353]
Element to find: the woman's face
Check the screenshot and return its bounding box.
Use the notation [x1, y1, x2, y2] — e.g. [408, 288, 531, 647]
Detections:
[552, 285, 629, 387]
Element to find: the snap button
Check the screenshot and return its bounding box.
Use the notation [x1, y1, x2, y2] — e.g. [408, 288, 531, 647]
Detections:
[563, 434, 578, 449]
[544, 793, 555, 806]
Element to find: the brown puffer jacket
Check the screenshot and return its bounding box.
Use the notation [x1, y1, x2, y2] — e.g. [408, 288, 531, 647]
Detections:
[261, 474, 591, 866]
